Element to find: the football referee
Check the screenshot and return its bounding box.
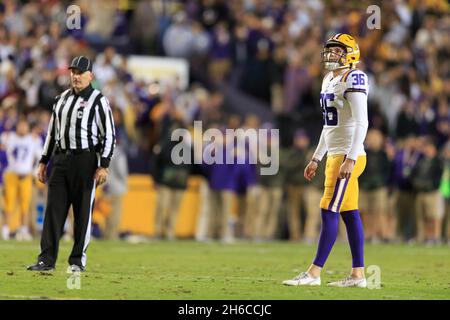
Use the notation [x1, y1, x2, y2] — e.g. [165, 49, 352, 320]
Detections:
[27, 56, 115, 272]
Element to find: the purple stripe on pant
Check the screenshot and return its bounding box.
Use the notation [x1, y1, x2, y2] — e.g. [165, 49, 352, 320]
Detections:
[327, 156, 348, 213]
[335, 178, 349, 212]
[328, 178, 341, 212]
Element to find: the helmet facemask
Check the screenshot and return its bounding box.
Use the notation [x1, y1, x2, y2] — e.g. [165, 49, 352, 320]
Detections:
[322, 44, 347, 71]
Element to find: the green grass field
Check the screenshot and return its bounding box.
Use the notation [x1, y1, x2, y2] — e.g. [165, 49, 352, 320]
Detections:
[0, 240, 449, 300]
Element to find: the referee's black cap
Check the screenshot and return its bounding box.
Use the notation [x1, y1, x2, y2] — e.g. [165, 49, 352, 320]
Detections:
[68, 56, 93, 73]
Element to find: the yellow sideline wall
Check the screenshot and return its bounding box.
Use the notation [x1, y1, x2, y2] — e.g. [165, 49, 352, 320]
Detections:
[116, 175, 203, 237]
[8, 175, 204, 237]
[9, 175, 243, 237]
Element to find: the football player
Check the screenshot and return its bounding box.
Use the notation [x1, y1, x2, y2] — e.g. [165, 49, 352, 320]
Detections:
[283, 34, 369, 288]
[1, 118, 42, 241]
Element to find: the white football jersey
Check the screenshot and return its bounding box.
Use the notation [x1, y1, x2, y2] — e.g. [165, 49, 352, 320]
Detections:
[2, 132, 42, 175]
[320, 68, 369, 157]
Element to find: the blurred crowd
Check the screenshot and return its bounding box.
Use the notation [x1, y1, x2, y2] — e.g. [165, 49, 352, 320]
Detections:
[0, 0, 449, 245]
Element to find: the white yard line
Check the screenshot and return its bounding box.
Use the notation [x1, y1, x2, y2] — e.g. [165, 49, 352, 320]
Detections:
[0, 293, 90, 300]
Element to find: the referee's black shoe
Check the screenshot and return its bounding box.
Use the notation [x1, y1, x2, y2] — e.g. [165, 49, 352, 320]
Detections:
[26, 261, 55, 271]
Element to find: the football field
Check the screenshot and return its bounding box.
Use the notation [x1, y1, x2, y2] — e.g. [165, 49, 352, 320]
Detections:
[0, 240, 449, 300]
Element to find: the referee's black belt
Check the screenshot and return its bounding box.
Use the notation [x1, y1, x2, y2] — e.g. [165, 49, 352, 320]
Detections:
[55, 147, 96, 155]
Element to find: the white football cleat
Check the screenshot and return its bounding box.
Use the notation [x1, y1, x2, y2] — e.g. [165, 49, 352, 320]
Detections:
[327, 276, 367, 288]
[15, 231, 24, 241]
[283, 272, 321, 286]
[21, 232, 33, 241]
[1, 225, 10, 240]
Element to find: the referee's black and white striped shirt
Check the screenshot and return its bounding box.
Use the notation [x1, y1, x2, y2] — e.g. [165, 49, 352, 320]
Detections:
[40, 84, 116, 168]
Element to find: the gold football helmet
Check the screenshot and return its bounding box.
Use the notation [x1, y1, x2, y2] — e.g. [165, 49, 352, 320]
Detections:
[322, 33, 360, 70]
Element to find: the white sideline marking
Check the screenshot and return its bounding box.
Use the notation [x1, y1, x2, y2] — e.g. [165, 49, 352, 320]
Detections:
[0, 294, 90, 300]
